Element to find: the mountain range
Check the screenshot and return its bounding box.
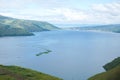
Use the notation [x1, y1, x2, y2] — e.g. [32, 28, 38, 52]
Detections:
[68, 24, 120, 33]
[0, 15, 59, 36]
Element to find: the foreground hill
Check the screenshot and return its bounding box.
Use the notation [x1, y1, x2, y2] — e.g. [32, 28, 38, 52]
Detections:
[0, 15, 59, 36]
[0, 65, 62, 80]
[88, 57, 120, 80]
[88, 65, 120, 80]
[69, 24, 120, 33]
[103, 57, 120, 71]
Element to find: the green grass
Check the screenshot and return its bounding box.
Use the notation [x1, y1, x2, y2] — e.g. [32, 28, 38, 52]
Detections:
[0, 65, 62, 80]
[88, 57, 120, 80]
[0, 75, 16, 80]
[88, 65, 120, 80]
[103, 57, 120, 71]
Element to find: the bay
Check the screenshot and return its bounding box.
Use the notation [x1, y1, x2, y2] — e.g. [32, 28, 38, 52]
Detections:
[0, 30, 120, 80]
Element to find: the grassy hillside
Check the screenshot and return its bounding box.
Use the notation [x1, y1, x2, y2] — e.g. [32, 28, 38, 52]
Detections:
[88, 57, 120, 80]
[0, 65, 62, 80]
[0, 23, 33, 36]
[0, 15, 59, 36]
[103, 57, 120, 71]
[88, 65, 120, 80]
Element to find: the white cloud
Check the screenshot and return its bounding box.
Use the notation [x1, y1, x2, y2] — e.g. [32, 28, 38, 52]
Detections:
[45, 8, 89, 22]
[92, 2, 120, 14]
[0, 1, 120, 24]
[0, 0, 66, 9]
[90, 2, 120, 24]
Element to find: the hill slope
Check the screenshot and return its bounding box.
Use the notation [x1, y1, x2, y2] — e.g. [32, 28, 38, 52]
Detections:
[0, 23, 33, 36]
[0, 15, 59, 36]
[103, 57, 120, 71]
[88, 65, 120, 80]
[0, 65, 62, 80]
[88, 57, 120, 80]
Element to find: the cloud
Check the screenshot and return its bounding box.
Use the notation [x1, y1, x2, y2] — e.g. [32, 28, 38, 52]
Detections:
[91, 2, 120, 16]
[0, 0, 120, 24]
[90, 2, 120, 24]
[41, 8, 89, 22]
[0, 0, 26, 9]
[0, 0, 66, 9]
[53, 8, 88, 21]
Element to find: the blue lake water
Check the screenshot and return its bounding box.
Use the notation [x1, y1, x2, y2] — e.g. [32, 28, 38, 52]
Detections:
[0, 30, 120, 80]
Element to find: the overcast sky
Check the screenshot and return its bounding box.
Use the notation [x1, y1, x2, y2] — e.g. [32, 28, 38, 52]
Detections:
[0, 0, 120, 24]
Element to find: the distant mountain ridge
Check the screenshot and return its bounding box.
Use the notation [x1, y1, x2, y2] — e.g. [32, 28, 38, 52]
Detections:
[68, 24, 120, 33]
[0, 15, 59, 36]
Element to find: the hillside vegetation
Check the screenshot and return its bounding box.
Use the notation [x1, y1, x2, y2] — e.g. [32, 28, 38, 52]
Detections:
[69, 24, 120, 33]
[88, 57, 120, 80]
[81, 24, 120, 33]
[0, 15, 59, 36]
[0, 65, 62, 80]
[0, 23, 33, 36]
[103, 57, 120, 71]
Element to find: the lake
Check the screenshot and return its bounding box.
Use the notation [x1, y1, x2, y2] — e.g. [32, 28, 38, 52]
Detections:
[0, 30, 120, 80]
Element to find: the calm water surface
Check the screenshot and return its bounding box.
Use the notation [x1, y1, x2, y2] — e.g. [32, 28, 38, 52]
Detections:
[0, 30, 120, 80]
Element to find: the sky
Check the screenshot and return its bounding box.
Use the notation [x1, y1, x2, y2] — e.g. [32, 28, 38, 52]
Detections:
[0, 0, 120, 24]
